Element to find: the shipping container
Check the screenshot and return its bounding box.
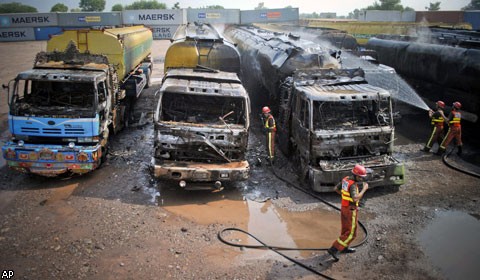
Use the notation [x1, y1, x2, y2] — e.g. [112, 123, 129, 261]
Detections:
[362, 10, 415, 22]
[58, 12, 122, 27]
[187, 9, 240, 24]
[34, 27, 63, 41]
[0, 27, 35, 41]
[0, 13, 58, 28]
[122, 9, 185, 25]
[240, 8, 299, 24]
[416, 11, 464, 24]
[149, 25, 179, 39]
[464, 11, 480, 30]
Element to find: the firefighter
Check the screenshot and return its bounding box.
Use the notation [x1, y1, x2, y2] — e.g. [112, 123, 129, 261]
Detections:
[327, 164, 369, 262]
[262, 106, 276, 163]
[437, 101, 463, 156]
[423, 101, 447, 152]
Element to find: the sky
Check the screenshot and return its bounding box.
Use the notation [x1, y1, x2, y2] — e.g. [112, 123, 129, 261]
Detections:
[0, 0, 472, 16]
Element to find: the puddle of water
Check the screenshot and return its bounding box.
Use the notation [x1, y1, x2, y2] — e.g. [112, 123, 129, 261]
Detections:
[418, 210, 480, 280]
[160, 187, 364, 257]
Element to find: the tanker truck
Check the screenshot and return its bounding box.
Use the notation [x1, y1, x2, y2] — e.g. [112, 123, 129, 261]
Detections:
[2, 26, 153, 176]
[225, 25, 405, 192]
[153, 23, 250, 190]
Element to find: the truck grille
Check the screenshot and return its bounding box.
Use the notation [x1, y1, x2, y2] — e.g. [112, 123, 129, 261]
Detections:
[21, 127, 40, 133]
[19, 127, 85, 135]
[42, 128, 62, 134]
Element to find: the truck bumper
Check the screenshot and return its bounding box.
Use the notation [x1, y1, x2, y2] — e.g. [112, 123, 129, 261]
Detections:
[154, 159, 249, 188]
[309, 156, 405, 192]
[2, 142, 102, 177]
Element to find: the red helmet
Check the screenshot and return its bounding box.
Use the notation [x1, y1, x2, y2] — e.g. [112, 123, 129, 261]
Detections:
[453, 102, 461, 109]
[352, 164, 367, 177]
[436, 101, 445, 109]
[262, 106, 271, 114]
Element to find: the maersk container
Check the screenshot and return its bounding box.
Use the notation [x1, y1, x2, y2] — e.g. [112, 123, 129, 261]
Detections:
[47, 25, 153, 80]
[464, 11, 480, 30]
[164, 23, 241, 75]
[57, 12, 122, 27]
[34, 27, 63, 41]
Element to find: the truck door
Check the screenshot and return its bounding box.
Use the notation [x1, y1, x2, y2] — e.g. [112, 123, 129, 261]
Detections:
[291, 94, 311, 159]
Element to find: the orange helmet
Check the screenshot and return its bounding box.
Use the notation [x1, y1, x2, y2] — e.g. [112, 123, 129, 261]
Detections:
[436, 101, 445, 109]
[352, 164, 367, 177]
[453, 102, 461, 109]
[262, 106, 271, 114]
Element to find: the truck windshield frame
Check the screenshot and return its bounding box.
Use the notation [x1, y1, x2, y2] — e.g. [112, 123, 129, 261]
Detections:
[11, 79, 97, 118]
[312, 98, 391, 130]
[159, 91, 247, 127]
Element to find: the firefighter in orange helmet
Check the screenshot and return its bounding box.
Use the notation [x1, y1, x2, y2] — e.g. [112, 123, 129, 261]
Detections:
[438, 101, 462, 156]
[262, 106, 276, 163]
[327, 164, 369, 262]
[423, 101, 447, 153]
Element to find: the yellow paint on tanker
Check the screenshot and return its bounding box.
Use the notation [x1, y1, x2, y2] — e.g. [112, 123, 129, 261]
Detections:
[164, 40, 199, 72]
[47, 26, 152, 79]
[303, 19, 472, 45]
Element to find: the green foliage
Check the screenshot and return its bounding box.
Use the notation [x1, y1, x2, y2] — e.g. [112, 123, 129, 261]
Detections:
[79, 0, 106, 12]
[0, 2, 38, 13]
[255, 2, 267, 10]
[426, 2, 441, 11]
[462, 0, 480, 10]
[124, 0, 167, 10]
[365, 0, 413, 11]
[111, 4, 123, 11]
[71, 8, 81, 12]
[51, 3, 68, 12]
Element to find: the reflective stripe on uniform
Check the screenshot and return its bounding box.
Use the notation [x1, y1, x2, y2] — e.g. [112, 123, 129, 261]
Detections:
[426, 126, 438, 149]
[337, 209, 357, 247]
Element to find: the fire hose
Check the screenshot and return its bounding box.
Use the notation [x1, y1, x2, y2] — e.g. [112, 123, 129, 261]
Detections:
[217, 162, 369, 279]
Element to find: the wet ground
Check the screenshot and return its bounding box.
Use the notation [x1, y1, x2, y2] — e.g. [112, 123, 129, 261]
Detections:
[1, 40, 480, 280]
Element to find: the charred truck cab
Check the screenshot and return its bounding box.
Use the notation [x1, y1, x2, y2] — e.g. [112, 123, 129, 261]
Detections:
[279, 68, 405, 192]
[154, 69, 250, 189]
[2, 26, 153, 176]
[153, 23, 250, 190]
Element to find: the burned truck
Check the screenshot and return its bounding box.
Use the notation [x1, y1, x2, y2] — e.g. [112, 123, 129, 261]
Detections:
[225, 25, 405, 192]
[2, 26, 153, 176]
[153, 23, 250, 190]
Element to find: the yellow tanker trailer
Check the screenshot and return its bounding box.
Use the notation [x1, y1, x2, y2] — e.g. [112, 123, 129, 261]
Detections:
[2, 26, 153, 176]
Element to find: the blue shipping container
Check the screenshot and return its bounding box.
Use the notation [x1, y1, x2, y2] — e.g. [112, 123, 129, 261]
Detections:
[34, 27, 63, 40]
[464, 11, 480, 30]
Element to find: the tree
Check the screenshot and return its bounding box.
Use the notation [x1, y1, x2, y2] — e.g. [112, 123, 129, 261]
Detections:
[79, 0, 106, 12]
[0, 2, 37, 13]
[255, 2, 267, 10]
[124, 0, 166, 10]
[426, 2, 441, 11]
[172, 2, 180, 9]
[51, 3, 68, 12]
[71, 8, 81, 12]
[111, 4, 123, 11]
[365, 0, 411, 11]
[462, 0, 480, 10]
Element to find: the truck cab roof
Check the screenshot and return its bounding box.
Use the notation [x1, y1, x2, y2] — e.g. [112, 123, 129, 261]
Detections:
[17, 68, 107, 83]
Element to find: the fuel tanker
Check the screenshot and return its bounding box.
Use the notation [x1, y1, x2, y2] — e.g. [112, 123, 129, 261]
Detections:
[2, 26, 153, 176]
[154, 23, 250, 190]
[225, 25, 405, 192]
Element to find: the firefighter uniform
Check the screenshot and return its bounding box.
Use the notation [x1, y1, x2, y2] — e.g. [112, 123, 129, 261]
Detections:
[331, 176, 361, 252]
[262, 107, 276, 162]
[439, 109, 462, 155]
[424, 106, 446, 152]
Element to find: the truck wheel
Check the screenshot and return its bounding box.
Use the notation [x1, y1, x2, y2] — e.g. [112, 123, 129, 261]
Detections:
[100, 146, 108, 164]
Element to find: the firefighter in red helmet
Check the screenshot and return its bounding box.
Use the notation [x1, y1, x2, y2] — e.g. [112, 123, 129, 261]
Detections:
[423, 101, 447, 153]
[438, 102, 462, 156]
[262, 106, 276, 163]
[327, 164, 369, 262]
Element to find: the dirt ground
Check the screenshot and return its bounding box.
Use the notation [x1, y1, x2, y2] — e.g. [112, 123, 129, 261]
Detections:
[0, 40, 479, 280]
